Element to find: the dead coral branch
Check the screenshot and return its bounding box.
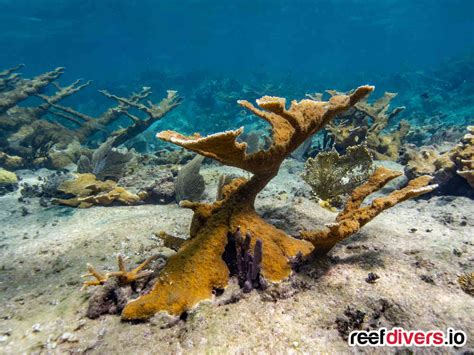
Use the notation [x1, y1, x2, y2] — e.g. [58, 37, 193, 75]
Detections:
[0, 65, 181, 169]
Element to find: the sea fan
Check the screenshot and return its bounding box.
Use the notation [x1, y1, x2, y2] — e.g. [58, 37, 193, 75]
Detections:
[77, 138, 134, 181]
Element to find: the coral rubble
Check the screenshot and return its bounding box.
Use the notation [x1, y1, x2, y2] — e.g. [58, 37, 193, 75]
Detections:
[54, 173, 146, 208]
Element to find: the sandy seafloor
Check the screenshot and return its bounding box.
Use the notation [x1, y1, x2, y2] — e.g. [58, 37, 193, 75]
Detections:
[0, 160, 472, 354]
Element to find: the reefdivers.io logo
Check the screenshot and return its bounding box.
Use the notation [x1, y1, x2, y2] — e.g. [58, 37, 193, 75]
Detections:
[348, 327, 467, 347]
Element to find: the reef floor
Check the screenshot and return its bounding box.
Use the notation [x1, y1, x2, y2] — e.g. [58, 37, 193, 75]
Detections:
[0, 161, 473, 353]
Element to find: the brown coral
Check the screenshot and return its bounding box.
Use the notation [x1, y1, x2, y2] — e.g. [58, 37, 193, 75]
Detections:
[74, 83, 437, 322]
[404, 126, 473, 192]
[458, 272, 474, 296]
[324, 91, 408, 160]
[54, 173, 146, 208]
[300, 167, 436, 254]
[117, 86, 430, 321]
[456, 126, 474, 188]
[82, 255, 157, 289]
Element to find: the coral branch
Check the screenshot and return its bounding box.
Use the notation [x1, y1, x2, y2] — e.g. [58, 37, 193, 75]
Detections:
[0, 67, 64, 114]
[36, 78, 93, 114]
[102, 89, 182, 147]
[0, 64, 24, 91]
[326, 91, 408, 160]
[300, 167, 437, 254]
[0, 64, 24, 79]
[81, 263, 108, 289]
[159, 85, 374, 175]
[82, 255, 157, 290]
[158, 128, 248, 169]
[106, 255, 157, 284]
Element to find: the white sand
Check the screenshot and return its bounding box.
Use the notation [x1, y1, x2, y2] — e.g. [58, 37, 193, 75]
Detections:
[0, 162, 472, 353]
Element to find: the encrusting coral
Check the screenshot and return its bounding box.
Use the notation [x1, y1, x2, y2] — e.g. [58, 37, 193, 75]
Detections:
[89, 85, 436, 321]
[458, 272, 474, 296]
[0, 167, 18, 195]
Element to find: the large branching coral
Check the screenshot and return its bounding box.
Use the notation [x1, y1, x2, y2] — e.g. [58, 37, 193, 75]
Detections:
[105, 85, 436, 321]
[0, 65, 181, 169]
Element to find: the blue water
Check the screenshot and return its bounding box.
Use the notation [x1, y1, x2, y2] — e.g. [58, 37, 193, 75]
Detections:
[1, 0, 473, 137]
[1, 0, 473, 82]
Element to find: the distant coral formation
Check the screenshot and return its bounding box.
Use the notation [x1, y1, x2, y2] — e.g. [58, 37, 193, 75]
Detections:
[404, 126, 473, 194]
[0, 167, 18, 195]
[323, 91, 408, 160]
[0, 65, 180, 169]
[93, 86, 436, 321]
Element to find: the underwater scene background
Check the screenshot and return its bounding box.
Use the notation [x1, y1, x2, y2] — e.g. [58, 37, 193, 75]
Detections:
[0, 0, 473, 353]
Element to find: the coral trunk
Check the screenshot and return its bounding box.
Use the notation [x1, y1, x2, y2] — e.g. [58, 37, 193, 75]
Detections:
[122, 178, 313, 319]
